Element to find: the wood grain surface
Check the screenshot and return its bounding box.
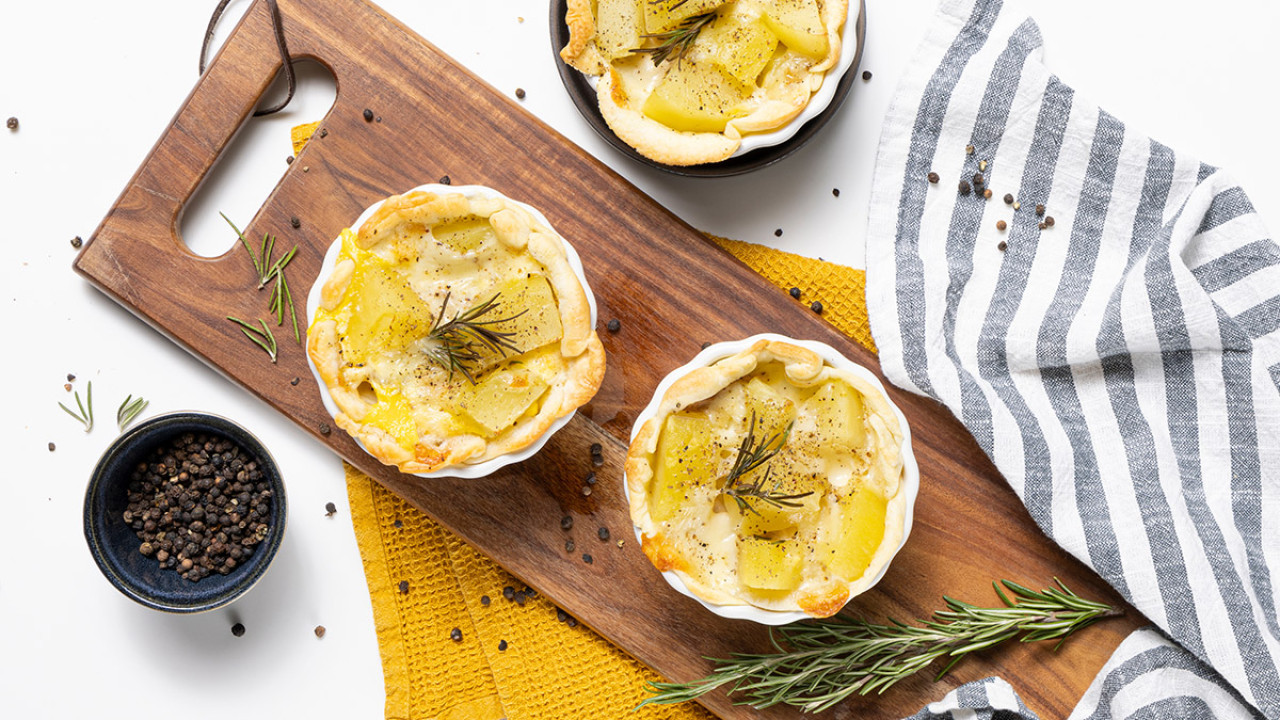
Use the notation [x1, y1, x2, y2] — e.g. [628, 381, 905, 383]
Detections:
[73, 0, 1144, 717]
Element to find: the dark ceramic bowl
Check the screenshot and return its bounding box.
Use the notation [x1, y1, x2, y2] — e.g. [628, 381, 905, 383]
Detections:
[83, 412, 287, 613]
[550, 0, 866, 177]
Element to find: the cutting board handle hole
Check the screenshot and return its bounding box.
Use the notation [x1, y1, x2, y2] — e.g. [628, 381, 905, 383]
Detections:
[179, 60, 337, 258]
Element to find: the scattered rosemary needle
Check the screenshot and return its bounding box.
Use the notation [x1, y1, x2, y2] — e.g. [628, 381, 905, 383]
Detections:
[224, 213, 301, 344]
[58, 380, 94, 433]
[116, 395, 149, 432]
[227, 316, 278, 363]
[631, 12, 717, 67]
[425, 292, 526, 383]
[639, 579, 1122, 713]
[720, 414, 810, 516]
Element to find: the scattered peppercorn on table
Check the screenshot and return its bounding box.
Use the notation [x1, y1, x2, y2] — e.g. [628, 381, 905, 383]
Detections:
[5, 1, 1279, 720]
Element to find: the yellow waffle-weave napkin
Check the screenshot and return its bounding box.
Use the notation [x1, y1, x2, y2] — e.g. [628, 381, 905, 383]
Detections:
[345, 238, 873, 720]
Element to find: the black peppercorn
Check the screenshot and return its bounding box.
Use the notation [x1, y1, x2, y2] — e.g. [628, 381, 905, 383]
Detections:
[450, 628, 463, 642]
[362, 108, 374, 122]
[439, 175, 451, 185]
[832, 188, 840, 197]
[606, 318, 621, 333]
[481, 595, 491, 606]
[515, 88, 526, 99]
[582, 553, 593, 564]
[290, 377, 300, 386]
[972, 173, 984, 186]
[928, 172, 939, 184]
[5, 117, 17, 130]
[399, 580, 409, 594]
[70, 236, 83, 249]
[498, 640, 508, 651]
[998, 240, 1008, 252]
[597, 527, 610, 541]
[590, 442, 602, 455]
[290, 216, 301, 229]
[231, 622, 245, 637]
[861, 70, 872, 81]
[585, 472, 597, 485]
[319, 423, 331, 436]
[1045, 216, 1055, 227]
[811, 301, 823, 314]
[48, 442, 55, 452]
[325, 502, 337, 517]
[789, 287, 801, 299]
[958, 180, 971, 195]
[1003, 193, 1015, 205]
[560, 515, 573, 531]
[565, 539, 575, 552]
[1035, 204, 1045, 216]
[503, 586, 515, 600]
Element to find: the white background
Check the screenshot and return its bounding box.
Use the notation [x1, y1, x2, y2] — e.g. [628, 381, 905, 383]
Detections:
[1, 1, 1277, 718]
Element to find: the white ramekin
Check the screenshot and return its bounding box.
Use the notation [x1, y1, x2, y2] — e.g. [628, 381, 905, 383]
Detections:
[305, 184, 598, 479]
[627, 333, 919, 625]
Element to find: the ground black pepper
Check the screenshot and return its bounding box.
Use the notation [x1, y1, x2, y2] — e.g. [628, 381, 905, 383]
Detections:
[789, 287, 801, 299]
[606, 318, 621, 333]
[811, 301, 823, 314]
[362, 108, 374, 122]
[928, 172, 939, 184]
[231, 622, 246, 637]
[123, 432, 273, 581]
[70, 236, 83, 249]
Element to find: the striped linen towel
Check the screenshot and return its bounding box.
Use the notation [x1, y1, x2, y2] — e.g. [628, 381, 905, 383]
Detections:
[865, 0, 1280, 717]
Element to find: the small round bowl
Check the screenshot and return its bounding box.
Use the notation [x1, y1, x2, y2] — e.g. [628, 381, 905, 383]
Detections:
[83, 412, 288, 613]
[305, 184, 600, 479]
[550, 0, 867, 177]
[627, 333, 919, 625]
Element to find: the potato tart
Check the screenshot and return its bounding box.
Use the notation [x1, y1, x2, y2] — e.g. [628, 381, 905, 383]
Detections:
[307, 188, 606, 475]
[625, 338, 909, 618]
[561, 0, 850, 166]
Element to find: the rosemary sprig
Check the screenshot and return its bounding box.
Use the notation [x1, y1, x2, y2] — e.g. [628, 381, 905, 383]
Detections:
[58, 380, 94, 432]
[223, 213, 301, 344]
[425, 291, 526, 384]
[640, 579, 1122, 713]
[721, 414, 810, 516]
[227, 316, 278, 363]
[116, 395, 149, 432]
[631, 11, 717, 67]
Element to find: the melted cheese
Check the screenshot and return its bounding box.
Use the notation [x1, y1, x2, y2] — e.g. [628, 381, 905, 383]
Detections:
[634, 356, 905, 616]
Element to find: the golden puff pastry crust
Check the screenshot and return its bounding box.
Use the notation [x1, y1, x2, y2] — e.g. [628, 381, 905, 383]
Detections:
[307, 189, 605, 475]
[561, 0, 850, 166]
[625, 338, 906, 617]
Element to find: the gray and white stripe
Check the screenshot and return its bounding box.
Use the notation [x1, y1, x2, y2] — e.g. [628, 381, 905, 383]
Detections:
[868, 0, 1280, 717]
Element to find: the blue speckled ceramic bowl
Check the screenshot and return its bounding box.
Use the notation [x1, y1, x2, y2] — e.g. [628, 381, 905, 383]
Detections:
[83, 412, 287, 613]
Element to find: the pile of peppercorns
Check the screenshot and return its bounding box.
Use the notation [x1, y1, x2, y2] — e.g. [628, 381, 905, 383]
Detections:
[123, 433, 273, 581]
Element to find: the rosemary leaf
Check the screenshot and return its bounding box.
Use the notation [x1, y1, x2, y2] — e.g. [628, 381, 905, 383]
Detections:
[631, 11, 717, 67]
[116, 395, 149, 432]
[639, 579, 1122, 713]
[720, 414, 808, 515]
[58, 380, 94, 433]
[221, 213, 263, 279]
[227, 316, 278, 363]
[424, 292, 527, 383]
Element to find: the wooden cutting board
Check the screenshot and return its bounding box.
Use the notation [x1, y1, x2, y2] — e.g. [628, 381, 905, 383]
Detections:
[73, 0, 1143, 717]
